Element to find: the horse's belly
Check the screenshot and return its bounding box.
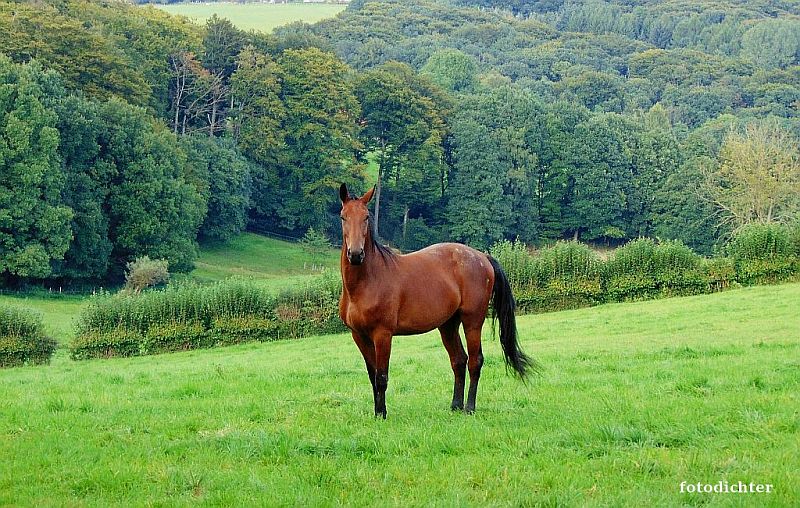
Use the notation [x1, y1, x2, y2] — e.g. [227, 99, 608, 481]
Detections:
[394, 290, 459, 335]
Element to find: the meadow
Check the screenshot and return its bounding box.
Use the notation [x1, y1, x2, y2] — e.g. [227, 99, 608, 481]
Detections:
[1, 282, 798, 505]
[154, 2, 346, 32]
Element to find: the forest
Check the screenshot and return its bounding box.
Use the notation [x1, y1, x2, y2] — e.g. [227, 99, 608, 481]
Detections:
[1, 0, 798, 287]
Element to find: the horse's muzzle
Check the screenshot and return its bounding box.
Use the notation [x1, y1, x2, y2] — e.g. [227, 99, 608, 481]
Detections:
[347, 249, 365, 265]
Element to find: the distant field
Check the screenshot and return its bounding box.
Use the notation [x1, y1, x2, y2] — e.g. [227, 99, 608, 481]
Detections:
[1, 283, 798, 505]
[153, 2, 346, 32]
[187, 233, 339, 290]
[0, 294, 87, 339]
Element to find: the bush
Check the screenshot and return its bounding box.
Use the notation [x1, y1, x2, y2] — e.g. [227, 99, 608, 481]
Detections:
[726, 224, 799, 285]
[0, 305, 57, 367]
[492, 240, 604, 312]
[726, 224, 793, 261]
[125, 256, 170, 293]
[604, 239, 706, 301]
[70, 275, 346, 360]
[69, 329, 144, 360]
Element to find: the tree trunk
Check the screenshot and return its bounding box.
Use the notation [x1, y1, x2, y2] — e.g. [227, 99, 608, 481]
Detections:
[402, 206, 409, 245]
[573, 228, 580, 242]
[374, 140, 387, 237]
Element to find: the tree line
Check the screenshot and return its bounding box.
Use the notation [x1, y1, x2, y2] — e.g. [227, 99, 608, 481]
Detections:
[1, 0, 798, 288]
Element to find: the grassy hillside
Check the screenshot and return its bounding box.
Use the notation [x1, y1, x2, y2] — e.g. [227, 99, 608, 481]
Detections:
[153, 2, 346, 32]
[1, 283, 798, 505]
[188, 232, 339, 288]
[0, 294, 86, 339]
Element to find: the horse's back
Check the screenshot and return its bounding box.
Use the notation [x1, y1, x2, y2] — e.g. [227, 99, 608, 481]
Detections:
[391, 243, 494, 333]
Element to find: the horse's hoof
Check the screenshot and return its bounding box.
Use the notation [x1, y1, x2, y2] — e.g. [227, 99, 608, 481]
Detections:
[450, 403, 464, 411]
[464, 406, 476, 414]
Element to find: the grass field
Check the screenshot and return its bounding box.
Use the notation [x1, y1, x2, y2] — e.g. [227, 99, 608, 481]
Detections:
[153, 2, 346, 32]
[1, 283, 798, 505]
[188, 233, 339, 289]
[0, 294, 87, 339]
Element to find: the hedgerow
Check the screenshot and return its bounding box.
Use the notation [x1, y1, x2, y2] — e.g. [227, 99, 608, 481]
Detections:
[70, 273, 346, 360]
[69, 224, 799, 362]
[0, 305, 57, 367]
[492, 224, 799, 313]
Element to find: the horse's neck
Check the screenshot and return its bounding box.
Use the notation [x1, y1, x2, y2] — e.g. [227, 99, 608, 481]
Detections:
[340, 243, 387, 297]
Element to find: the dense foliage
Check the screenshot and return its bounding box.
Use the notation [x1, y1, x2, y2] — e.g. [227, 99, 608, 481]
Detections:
[70, 274, 345, 359]
[0, 304, 56, 367]
[491, 224, 800, 312]
[2, 0, 799, 289]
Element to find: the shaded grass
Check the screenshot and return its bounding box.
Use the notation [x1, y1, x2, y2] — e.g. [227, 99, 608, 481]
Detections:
[154, 2, 346, 33]
[1, 283, 798, 505]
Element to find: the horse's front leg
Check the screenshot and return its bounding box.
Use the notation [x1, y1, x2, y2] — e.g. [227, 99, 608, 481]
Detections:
[371, 330, 393, 419]
[350, 331, 378, 411]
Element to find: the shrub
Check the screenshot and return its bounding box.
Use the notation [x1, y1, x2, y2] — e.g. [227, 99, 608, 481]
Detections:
[70, 275, 346, 360]
[124, 256, 170, 293]
[492, 240, 604, 312]
[726, 224, 798, 285]
[0, 305, 56, 367]
[69, 329, 143, 360]
[726, 223, 793, 261]
[273, 270, 346, 337]
[604, 238, 705, 301]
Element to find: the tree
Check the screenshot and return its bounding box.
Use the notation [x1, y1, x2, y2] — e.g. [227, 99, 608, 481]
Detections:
[277, 48, 363, 234]
[356, 62, 448, 239]
[0, 58, 73, 282]
[202, 15, 246, 137]
[299, 227, 332, 269]
[563, 114, 630, 242]
[100, 99, 205, 273]
[704, 120, 800, 230]
[229, 46, 286, 229]
[54, 95, 114, 280]
[446, 118, 511, 250]
[741, 19, 800, 70]
[182, 136, 252, 242]
[420, 49, 478, 93]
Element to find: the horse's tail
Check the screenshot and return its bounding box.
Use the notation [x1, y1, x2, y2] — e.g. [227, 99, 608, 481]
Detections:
[487, 255, 540, 379]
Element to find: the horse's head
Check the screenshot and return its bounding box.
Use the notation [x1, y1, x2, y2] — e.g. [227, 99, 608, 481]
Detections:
[339, 183, 375, 265]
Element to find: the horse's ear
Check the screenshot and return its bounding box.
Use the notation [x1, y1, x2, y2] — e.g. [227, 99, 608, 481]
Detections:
[339, 183, 350, 203]
[361, 186, 375, 204]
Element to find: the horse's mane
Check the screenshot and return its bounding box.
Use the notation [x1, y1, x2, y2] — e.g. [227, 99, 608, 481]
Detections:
[368, 211, 398, 262]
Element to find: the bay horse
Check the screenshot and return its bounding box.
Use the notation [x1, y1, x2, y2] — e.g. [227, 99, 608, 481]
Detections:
[338, 183, 536, 418]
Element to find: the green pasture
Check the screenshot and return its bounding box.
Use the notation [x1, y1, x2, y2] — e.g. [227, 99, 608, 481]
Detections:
[187, 233, 339, 289]
[1, 283, 798, 505]
[153, 2, 346, 32]
[0, 294, 86, 339]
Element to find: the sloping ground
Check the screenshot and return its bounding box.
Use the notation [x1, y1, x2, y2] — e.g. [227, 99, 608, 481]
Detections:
[189, 233, 339, 287]
[1, 283, 798, 505]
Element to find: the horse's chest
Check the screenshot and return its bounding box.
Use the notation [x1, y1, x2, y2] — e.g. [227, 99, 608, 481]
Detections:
[340, 293, 390, 332]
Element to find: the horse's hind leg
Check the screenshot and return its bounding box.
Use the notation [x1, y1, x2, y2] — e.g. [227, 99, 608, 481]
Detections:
[438, 315, 467, 410]
[462, 321, 485, 414]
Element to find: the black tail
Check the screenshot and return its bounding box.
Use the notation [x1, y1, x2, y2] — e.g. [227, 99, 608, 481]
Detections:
[488, 255, 540, 379]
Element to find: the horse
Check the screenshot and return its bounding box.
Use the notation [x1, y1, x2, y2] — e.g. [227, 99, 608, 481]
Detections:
[337, 183, 537, 418]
